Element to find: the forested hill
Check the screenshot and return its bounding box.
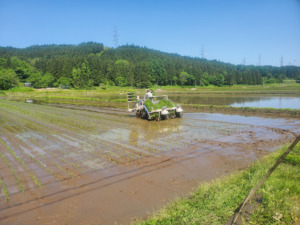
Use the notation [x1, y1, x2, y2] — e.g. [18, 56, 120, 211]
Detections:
[0, 42, 299, 89]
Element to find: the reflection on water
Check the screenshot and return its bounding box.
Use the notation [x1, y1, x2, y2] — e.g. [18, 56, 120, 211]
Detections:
[8, 94, 300, 109]
[169, 95, 300, 109]
[94, 112, 300, 158]
[231, 97, 300, 109]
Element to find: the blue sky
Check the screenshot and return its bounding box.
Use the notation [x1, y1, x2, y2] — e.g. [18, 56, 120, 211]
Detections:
[0, 0, 299, 66]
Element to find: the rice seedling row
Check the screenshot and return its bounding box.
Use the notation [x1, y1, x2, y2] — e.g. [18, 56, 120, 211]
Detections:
[0, 137, 42, 188]
[0, 109, 85, 182]
[0, 149, 25, 193]
[0, 178, 9, 201]
[12, 133, 74, 181]
[0, 118, 71, 178]
[1, 101, 147, 176]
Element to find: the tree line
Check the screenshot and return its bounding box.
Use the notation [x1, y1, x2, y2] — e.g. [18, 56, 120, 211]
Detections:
[0, 42, 299, 90]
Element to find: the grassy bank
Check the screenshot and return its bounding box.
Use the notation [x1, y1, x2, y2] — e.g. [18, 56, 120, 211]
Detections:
[184, 104, 300, 117]
[155, 82, 300, 95]
[3, 83, 300, 97]
[134, 141, 300, 225]
[8, 97, 129, 109]
[4, 86, 132, 98]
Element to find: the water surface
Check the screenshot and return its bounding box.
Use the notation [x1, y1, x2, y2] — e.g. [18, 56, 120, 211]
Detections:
[168, 94, 300, 109]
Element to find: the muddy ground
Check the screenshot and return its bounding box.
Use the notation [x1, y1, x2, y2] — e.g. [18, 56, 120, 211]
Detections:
[0, 99, 299, 225]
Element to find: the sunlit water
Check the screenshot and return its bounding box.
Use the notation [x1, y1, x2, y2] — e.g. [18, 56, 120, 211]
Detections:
[168, 95, 300, 109]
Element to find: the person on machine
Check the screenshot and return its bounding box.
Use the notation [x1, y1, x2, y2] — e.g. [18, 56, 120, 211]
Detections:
[145, 89, 153, 99]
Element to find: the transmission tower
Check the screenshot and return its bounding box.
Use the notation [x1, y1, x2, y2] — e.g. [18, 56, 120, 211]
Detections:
[242, 57, 246, 66]
[294, 60, 296, 66]
[258, 54, 261, 66]
[201, 45, 205, 58]
[113, 27, 119, 48]
[280, 56, 284, 67]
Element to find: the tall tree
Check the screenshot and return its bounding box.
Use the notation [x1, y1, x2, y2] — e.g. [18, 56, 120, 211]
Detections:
[72, 61, 92, 89]
[0, 69, 19, 90]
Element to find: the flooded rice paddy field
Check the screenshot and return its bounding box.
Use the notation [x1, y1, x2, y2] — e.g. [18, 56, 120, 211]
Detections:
[0, 99, 299, 224]
[168, 94, 300, 109]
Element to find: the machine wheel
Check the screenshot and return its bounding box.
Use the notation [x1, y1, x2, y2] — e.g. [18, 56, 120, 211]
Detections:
[155, 112, 161, 121]
[175, 112, 183, 118]
[168, 113, 175, 119]
[136, 110, 142, 118]
[161, 114, 168, 120]
[141, 110, 148, 119]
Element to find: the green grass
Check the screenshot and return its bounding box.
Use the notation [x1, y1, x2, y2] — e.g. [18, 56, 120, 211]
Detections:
[134, 142, 300, 225]
[4, 83, 300, 98]
[284, 155, 300, 166]
[111, 98, 128, 102]
[4, 86, 136, 98]
[153, 82, 300, 94]
[183, 104, 300, 116]
[5, 87, 34, 92]
[40, 96, 106, 101]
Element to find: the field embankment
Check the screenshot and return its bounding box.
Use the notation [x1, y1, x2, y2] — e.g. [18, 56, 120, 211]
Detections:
[155, 82, 300, 95]
[183, 104, 300, 117]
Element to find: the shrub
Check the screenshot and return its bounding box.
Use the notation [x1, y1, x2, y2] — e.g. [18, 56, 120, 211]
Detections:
[0, 69, 19, 90]
[6, 87, 34, 92]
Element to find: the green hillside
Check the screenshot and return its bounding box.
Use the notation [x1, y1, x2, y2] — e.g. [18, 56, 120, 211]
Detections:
[0, 42, 299, 90]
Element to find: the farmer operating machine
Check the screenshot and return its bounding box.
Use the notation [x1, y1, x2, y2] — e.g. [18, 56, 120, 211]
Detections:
[127, 90, 183, 121]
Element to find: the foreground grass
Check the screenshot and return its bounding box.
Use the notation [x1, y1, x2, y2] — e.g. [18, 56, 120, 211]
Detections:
[134, 142, 300, 225]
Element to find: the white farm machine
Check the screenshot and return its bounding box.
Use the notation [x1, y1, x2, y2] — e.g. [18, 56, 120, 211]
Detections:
[127, 92, 183, 121]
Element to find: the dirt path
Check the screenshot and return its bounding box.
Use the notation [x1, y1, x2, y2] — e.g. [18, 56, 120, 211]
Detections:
[0, 99, 299, 225]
